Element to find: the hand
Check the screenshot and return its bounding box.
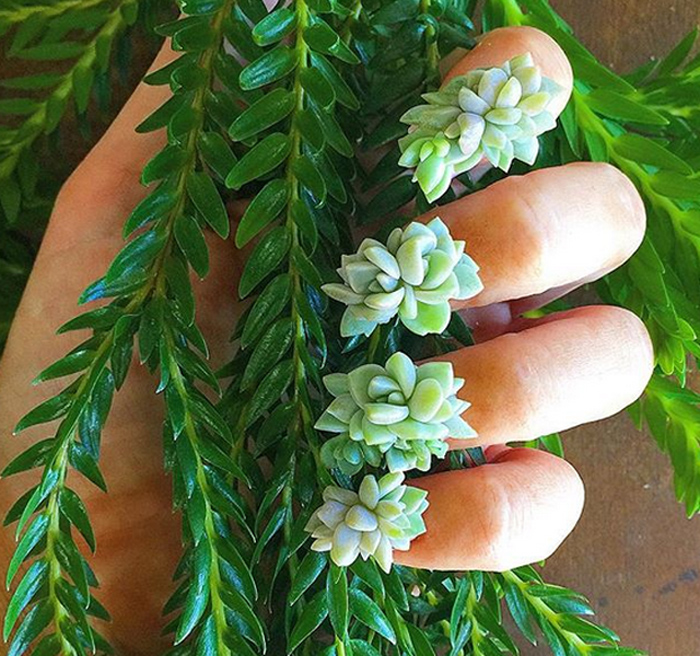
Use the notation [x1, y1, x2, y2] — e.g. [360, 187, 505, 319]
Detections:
[0, 26, 653, 654]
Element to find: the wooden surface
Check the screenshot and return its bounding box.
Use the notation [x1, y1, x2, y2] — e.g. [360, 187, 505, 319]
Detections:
[523, 2, 700, 654]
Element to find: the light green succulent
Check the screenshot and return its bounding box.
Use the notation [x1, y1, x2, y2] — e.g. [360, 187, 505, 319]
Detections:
[322, 217, 482, 337]
[399, 53, 561, 201]
[305, 472, 429, 572]
[316, 352, 475, 475]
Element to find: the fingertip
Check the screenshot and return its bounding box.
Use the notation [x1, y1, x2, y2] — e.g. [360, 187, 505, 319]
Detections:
[395, 448, 584, 571]
[445, 26, 573, 117]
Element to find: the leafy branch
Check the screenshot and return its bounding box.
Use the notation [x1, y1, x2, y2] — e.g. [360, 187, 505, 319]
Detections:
[0, 0, 141, 224]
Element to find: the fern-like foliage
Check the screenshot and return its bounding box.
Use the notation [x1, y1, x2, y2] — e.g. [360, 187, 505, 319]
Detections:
[0, 0, 166, 354]
[3, 0, 698, 655]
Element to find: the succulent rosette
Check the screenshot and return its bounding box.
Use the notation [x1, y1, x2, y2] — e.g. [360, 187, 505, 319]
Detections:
[322, 217, 482, 337]
[316, 352, 475, 474]
[305, 472, 429, 571]
[399, 53, 561, 201]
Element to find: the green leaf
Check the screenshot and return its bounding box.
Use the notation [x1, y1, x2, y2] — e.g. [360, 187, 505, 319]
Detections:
[68, 442, 107, 492]
[0, 73, 62, 90]
[141, 145, 188, 185]
[15, 42, 85, 60]
[59, 488, 95, 551]
[54, 579, 93, 645]
[218, 539, 258, 602]
[4, 561, 49, 641]
[300, 67, 335, 109]
[230, 88, 296, 142]
[252, 8, 297, 46]
[649, 171, 700, 199]
[585, 89, 669, 125]
[310, 100, 353, 156]
[406, 625, 437, 656]
[172, 19, 215, 51]
[241, 274, 291, 348]
[136, 93, 189, 133]
[175, 571, 210, 644]
[246, 359, 294, 426]
[350, 640, 383, 656]
[236, 179, 289, 247]
[14, 391, 72, 433]
[198, 131, 237, 180]
[241, 318, 294, 390]
[175, 214, 210, 278]
[304, 22, 359, 65]
[292, 156, 327, 205]
[7, 600, 52, 656]
[219, 586, 266, 649]
[238, 226, 291, 298]
[239, 47, 297, 90]
[123, 180, 177, 237]
[2, 439, 54, 477]
[327, 565, 349, 637]
[6, 514, 49, 588]
[226, 133, 292, 189]
[309, 52, 359, 110]
[187, 171, 230, 238]
[291, 199, 319, 250]
[290, 551, 327, 604]
[0, 98, 40, 115]
[612, 133, 692, 174]
[106, 229, 163, 287]
[350, 559, 384, 597]
[54, 535, 89, 599]
[252, 505, 286, 563]
[166, 257, 196, 325]
[349, 589, 396, 643]
[288, 591, 329, 653]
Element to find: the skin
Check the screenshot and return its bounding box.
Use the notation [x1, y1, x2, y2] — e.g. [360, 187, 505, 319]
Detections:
[0, 26, 653, 655]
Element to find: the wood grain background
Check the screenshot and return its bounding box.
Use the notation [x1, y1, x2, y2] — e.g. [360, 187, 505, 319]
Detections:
[523, 2, 700, 654]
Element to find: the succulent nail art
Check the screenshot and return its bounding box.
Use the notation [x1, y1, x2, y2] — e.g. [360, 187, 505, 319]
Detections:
[399, 53, 561, 201]
[305, 472, 429, 571]
[322, 217, 482, 337]
[316, 352, 475, 475]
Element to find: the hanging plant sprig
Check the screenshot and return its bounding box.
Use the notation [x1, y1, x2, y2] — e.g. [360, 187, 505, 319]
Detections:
[222, 0, 360, 650]
[1, 2, 262, 654]
[0, 0, 140, 224]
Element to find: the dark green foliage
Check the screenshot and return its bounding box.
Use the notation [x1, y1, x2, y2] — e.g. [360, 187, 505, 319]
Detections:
[2, 0, 698, 655]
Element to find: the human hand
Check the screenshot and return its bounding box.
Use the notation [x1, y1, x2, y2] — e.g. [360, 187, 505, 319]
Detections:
[0, 25, 653, 654]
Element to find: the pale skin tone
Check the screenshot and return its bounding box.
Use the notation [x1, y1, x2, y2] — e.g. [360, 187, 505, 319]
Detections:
[0, 26, 653, 655]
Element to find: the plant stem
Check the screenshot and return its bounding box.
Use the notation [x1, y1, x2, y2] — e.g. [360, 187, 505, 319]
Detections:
[165, 326, 232, 655]
[280, 0, 311, 581]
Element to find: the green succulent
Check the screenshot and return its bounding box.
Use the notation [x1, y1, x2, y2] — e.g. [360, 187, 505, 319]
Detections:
[399, 53, 561, 201]
[316, 352, 475, 475]
[305, 472, 429, 572]
[322, 217, 483, 337]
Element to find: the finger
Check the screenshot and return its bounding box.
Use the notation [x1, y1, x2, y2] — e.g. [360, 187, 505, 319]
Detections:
[43, 39, 177, 252]
[445, 26, 573, 116]
[427, 161, 646, 308]
[395, 447, 584, 571]
[439, 305, 653, 448]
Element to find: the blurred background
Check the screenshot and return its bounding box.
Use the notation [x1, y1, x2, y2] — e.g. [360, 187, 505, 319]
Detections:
[524, 2, 700, 653]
